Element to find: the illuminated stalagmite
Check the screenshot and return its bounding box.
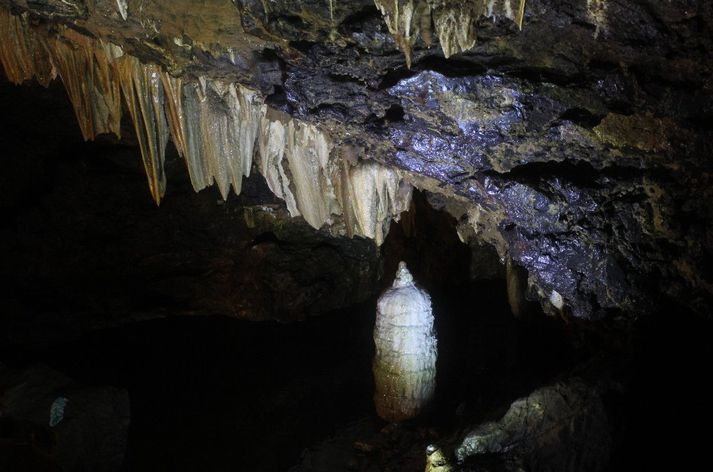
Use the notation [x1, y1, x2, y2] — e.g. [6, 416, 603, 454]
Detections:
[373, 262, 437, 422]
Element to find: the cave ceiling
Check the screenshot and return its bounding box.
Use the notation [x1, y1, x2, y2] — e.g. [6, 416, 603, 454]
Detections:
[0, 0, 711, 320]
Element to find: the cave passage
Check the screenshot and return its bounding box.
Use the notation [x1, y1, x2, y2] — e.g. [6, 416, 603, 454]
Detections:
[0, 75, 576, 471]
[1, 5, 713, 465]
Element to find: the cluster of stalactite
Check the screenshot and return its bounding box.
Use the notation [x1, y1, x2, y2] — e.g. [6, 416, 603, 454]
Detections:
[374, 0, 526, 67]
[0, 8, 412, 244]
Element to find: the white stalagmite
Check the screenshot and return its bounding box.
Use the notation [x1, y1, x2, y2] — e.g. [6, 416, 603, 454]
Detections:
[373, 262, 437, 422]
[0, 6, 412, 243]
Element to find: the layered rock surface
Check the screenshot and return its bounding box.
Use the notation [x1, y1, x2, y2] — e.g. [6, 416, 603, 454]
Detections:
[0, 0, 710, 320]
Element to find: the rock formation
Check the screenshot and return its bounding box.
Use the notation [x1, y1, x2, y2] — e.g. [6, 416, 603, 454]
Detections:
[373, 262, 437, 422]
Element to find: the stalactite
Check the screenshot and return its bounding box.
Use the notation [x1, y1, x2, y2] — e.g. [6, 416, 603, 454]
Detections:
[374, 0, 420, 68]
[117, 55, 169, 205]
[374, 0, 527, 64]
[0, 6, 412, 241]
[373, 262, 437, 422]
[257, 109, 300, 217]
[193, 81, 245, 199]
[506, 257, 528, 319]
[91, 41, 124, 138]
[163, 72, 412, 237]
[515, 0, 526, 29]
[161, 75, 189, 170]
[429, 0, 481, 59]
[587, 0, 607, 38]
[116, 0, 128, 21]
[233, 84, 263, 193]
[161, 76, 263, 198]
[162, 75, 213, 192]
[284, 120, 337, 229]
[0, 10, 55, 87]
[48, 30, 122, 140]
[49, 36, 98, 141]
[337, 160, 412, 246]
[256, 110, 412, 240]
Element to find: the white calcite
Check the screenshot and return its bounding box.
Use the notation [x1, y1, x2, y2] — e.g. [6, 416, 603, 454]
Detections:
[373, 262, 437, 422]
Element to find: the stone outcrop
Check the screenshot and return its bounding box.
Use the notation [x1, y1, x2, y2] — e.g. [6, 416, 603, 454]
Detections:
[456, 379, 611, 471]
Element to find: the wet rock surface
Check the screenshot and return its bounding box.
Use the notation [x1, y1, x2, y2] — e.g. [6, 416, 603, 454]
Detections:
[1, 0, 710, 320]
